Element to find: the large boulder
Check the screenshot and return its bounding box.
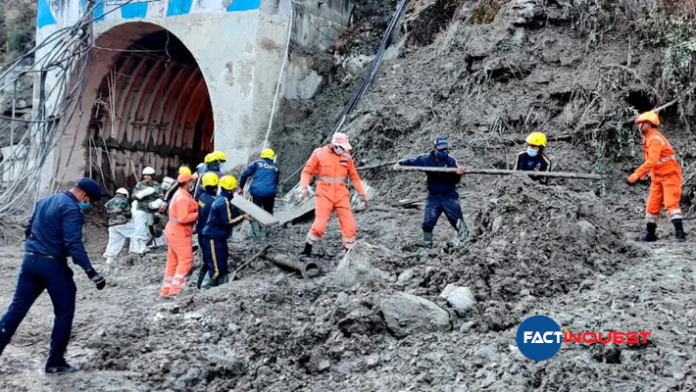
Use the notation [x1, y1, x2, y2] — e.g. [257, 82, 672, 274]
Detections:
[380, 292, 451, 338]
[440, 284, 476, 317]
[334, 241, 392, 288]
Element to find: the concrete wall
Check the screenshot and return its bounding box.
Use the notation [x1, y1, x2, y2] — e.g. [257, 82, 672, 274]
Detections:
[33, 0, 354, 191]
[35, 0, 293, 190]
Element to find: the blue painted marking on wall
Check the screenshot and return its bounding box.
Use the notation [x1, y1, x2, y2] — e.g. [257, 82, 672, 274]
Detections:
[227, 0, 261, 12]
[166, 0, 194, 16]
[92, 1, 105, 22]
[37, 0, 57, 28]
[122, 2, 149, 19]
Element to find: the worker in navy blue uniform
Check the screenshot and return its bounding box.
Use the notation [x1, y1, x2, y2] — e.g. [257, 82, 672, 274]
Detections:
[200, 175, 246, 290]
[194, 172, 219, 289]
[513, 132, 552, 185]
[238, 148, 280, 242]
[394, 137, 469, 248]
[194, 152, 225, 200]
[0, 178, 106, 374]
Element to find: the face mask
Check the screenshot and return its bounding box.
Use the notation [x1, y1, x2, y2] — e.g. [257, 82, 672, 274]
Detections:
[527, 147, 538, 157]
[436, 150, 448, 159]
[79, 201, 91, 211]
[333, 145, 344, 155]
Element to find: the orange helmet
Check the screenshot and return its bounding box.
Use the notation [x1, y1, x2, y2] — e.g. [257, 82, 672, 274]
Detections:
[635, 111, 660, 127]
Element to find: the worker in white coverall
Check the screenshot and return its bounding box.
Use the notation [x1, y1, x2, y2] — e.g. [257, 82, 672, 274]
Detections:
[131, 167, 166, 254]
[103, 188, 139, 264]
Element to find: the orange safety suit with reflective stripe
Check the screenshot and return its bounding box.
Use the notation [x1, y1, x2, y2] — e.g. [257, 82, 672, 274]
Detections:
[161, 188, 199, 296]
[633, 128, 683, 224]
[300, 145, 366, 249]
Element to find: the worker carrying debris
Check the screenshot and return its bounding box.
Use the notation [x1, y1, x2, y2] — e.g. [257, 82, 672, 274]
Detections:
[627, 111, 686, 242]
[195, 172, 220, 289]
[299, 133, 368, 258]
[239, 148, 280, 242]
[194, 151, 225, 199]
[513, 132, 553, 185]
[103, 188, 138, 264]
[165, 166, 193, 205]
[132, 167, 166, 254]
[161, 173, 199, 297]
[394, 137, 469, 248]
[201, 175, 247, 290]
[0, 178, 106, 374]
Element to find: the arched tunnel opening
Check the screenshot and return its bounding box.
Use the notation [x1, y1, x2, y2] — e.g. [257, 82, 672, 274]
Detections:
[86, 26, 214, 194]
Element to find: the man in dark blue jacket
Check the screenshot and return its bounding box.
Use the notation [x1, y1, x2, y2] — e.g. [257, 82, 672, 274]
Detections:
[512, 132, 552, 185]
[0, 178, 106, 374]
[238, 148, 280, 242]
[194, 153, 224, 200]
[195, 172, 219, 289]
[394, 137, 469, 248]
[200, 175, 246, 290]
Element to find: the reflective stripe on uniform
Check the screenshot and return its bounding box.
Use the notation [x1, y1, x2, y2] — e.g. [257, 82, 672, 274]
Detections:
[669, 209, 683, 220]
[342, 238, 356, 244]
[645, 213, 660, 223]
[658, 155, 676, 164]
[210, 239, 220, 280]
[307, 233, 320, 243]
[317, 176, 346, 183]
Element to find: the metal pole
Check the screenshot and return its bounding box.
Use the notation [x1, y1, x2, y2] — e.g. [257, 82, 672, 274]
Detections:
[265, 253, 320, 279]
[393, 165, 603, 180]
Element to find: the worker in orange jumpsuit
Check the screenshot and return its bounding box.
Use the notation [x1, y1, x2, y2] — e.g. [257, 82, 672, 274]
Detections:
[299, 132, 368, 258]
[161, 173, 199, 297]
[628, 111, 686, 242]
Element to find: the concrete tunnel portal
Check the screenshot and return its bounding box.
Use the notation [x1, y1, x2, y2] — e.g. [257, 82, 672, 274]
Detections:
[86, 22, 214, 194]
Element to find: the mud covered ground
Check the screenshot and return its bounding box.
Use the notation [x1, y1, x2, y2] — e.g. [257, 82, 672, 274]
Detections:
[0, 175, 694, 391]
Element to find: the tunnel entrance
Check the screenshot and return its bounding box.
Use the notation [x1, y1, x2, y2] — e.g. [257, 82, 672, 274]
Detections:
[87, 26, 213, 194]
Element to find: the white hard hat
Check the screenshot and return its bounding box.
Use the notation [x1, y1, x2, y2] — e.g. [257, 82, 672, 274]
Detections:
[142, 166, 156, 175]
[116, 188, 129, 197]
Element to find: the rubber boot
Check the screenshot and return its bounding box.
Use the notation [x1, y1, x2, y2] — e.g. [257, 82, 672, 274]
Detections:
[673, 219, 686, 242]
[105, 257, 115, 265]
[423, 231, 433, 249]
[251, 221, 261, 243]
[456, 219, 470, 245]
[639, 223, 658, 242]
[300, 243, 312, 260]
[46, 362, 79, 374]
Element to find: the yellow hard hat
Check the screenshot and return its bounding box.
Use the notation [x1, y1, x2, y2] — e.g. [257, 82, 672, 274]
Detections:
[635, 111, 660, 126]
[526, 132, 547, 147]
[213, 150, 227, 162]
[204, 153, 216, 164]
[260, 148, 275, 160]
[219, 175, 238, 191]
[178, 166, 192, 175]
[201, 172, 219, 188]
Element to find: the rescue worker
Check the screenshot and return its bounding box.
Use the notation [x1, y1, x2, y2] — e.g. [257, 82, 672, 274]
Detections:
[513, 132, 553, 185]
[238, 148, 280, 242]
[201, 175, 246, 290]
[103, 188, 138, 264]
[161, 173, 198, 297]
[195, 172, 219, 289]
[194, 153, 224, 199]
[165, 166, 193, 205]
[132, 167, 166, 254]
[299, 133, 368, 258]
[0, 178, 106, 374]
[394, 137, 468, 248]
[627, 111, 686, 242]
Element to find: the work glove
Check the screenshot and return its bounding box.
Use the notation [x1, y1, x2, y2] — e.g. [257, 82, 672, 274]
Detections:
[392, 163, 403, 171]
[300, 187, 309, 201]
[237, 189, 244, 196]
[456, 166, 466, 175]
[627, 173, 640, 185]
[86, 269, 106, 290]
[360, 194, 368, 207]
